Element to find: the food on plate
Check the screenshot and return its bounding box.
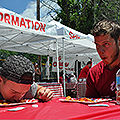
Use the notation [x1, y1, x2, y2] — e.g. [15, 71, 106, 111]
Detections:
[65, 96, 72, 100]
[3, 102, 9, 104]
[60, 96, 112, 104]
[65, 96, 95, 102]
[0, 99, 26, 104]
[20, 99, 26, 102]
[79, 97, 95, 102]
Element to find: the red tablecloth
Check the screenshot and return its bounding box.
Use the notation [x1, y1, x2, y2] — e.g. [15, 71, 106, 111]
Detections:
[0, 98, 120, 119]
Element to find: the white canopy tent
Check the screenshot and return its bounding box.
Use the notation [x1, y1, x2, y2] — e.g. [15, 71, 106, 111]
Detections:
[0, 7, 101, 62]
[0, 8, 61, 48]
[47, 20, 101, 63]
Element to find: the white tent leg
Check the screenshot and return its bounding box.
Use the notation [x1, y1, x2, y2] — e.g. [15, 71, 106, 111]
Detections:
[56, 39, 59, 83]
[76, 55, 78, 79]
[62, 38, 66, 97]
[46, 49, 50, 81]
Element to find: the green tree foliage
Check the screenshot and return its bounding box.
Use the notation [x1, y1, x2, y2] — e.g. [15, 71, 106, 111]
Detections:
[93, 0, 120, 25]
[54, 0, 120, 34]
[0, 49, 18, 59]
[0, 49, 52, 66]
[0, 49, 38, 63]
[54, 0, 94, 34]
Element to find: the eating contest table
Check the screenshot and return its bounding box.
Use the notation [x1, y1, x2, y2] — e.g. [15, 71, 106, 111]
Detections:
[0, 97, 120, 119]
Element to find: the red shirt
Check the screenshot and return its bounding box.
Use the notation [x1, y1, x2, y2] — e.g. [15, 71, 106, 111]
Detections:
[78, 65, 89, 80]
[85, 61, 119, 100]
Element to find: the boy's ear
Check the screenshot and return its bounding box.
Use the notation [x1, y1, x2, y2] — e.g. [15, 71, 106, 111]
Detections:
[0, 76, 3, 83]
[118, 35, 120, 46]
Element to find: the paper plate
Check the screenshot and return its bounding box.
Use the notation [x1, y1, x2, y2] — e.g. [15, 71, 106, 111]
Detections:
[59, 97, 112, 104]
[0, 99, 38, 107]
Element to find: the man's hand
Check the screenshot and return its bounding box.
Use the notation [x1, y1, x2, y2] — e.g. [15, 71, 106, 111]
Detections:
[36, 85, 53, 101]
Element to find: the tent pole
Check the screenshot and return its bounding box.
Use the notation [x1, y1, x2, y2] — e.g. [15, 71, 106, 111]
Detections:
[56, 39, 59, 83]
[47, 49, 50, 80]
[76, 55, 78, 79]
[47, 55, 49, 80]
[62, 38, 66, 97]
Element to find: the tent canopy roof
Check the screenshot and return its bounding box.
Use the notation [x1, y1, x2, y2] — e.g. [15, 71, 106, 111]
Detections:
[0, 7, 101, 63]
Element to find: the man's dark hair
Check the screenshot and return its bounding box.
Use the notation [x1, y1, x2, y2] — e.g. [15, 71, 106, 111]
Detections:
[91, 19, 120, 44]
[87, 61, 92, 65]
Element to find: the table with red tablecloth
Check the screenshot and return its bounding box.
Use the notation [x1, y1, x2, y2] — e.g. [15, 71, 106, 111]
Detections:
[0, 98, 120, 119]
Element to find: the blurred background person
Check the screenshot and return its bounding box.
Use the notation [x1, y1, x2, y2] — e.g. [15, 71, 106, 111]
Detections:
[77, 61, 92, 81]
[35, 63, 41, 82]
[59, 70, 68, 84]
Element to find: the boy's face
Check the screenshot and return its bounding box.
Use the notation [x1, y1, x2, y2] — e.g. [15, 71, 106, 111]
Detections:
[0, 78, 31, 102]
[94, 34, 119, 66]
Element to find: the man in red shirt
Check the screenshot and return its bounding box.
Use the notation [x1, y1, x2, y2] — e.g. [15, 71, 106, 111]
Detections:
[78, 61, 92, 80]
[85, 19, 120, 100]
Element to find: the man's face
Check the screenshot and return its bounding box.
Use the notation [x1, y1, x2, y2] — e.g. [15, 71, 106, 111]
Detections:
[0, 79, 31, 102]
[94, 34, 119, 66]
[88, 63, 92, 68]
